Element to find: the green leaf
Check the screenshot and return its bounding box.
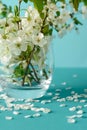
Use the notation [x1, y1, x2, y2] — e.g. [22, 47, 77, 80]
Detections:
[14, 5, 19, 16]
[43, 69, 48, 79]
[73, 17, 83, 25]
[51, 0, 56, 3]
[13, 16, 21, 23]
[83, 0, 87, 5]
[49, 28, 53, 35]
[8, 6, 12, 13]
[42, 25, 49, 35]
[13, 64, 25, 78]
[61, 0, 65, 3]
[0, 4, 7, 17]
[33, 54, 39, 62]
[23, 0, 28, 3]
[30, 0, 47, 18]
[56, 11, 60, 17]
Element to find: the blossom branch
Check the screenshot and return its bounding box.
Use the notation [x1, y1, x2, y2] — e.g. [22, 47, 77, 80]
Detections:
[30, 63, 40, 83]
[22, 45, 36, 86]
[17, 0, 22, 29]
[40, 8, 48, 33]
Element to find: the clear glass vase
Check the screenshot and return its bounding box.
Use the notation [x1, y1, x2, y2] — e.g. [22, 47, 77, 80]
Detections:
[0, 44, 53, 99]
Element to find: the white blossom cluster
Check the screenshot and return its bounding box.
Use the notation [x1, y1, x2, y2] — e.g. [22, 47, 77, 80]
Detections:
[0, 1, 87, 67]
[0, 6, 51, 67]
[44, 1, 73, 37]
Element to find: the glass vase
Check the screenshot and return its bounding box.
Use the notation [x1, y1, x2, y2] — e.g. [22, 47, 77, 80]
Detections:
[0, 44, 53, 99]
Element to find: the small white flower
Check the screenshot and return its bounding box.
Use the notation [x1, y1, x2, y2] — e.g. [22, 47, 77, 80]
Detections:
[13, 111, 20, 115]
[33, 113, 41, 117]
[42, 108, 51, 113]
[76, 114, 83, 118]
[31, 107, 40, 112]
[41, 100, 51, 104]
[25, 6, 40, 19]
[24, 115, 31, 118]
[59, 104, 67, 107]
[69, 107, 76, 111]
[82, 5, 87, 19]
[9, 37, 27, 56]
[77, 110, 83, 115]
[57, 98, 66, 102]
[38, 33, 44, 39]
[5, 116, 13, 120]
[67, 118, 76, 123]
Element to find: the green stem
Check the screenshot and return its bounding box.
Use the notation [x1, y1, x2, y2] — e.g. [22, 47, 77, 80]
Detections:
[43, 69, 48, 79]
[18, 0, 22, 29]
[22, 45, 36, 86]
[28, 70, 39, 83]
[40, 8, 48, 33]
[18, 0, 22, 16]
[30, 63, 40, 83]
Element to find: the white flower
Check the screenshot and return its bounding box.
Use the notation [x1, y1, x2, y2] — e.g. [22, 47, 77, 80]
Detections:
[0, 17, 6, 24]
[5, 116, 13, 120]
[82, 5, 87, 19]
[67, 118, 76, 123]
[0, 38, 12, 65]
[25, 6, 40, 20]
[77, 110, 83, 114]
[61, 10, 70, 23]
[38, 32, 44, 39]
[9, 37, 27, 56]
[69, 107, 76, 111]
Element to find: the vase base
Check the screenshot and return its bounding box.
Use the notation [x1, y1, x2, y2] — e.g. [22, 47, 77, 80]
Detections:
[4, 77, 52, 99]
[6, 87, 46, 99]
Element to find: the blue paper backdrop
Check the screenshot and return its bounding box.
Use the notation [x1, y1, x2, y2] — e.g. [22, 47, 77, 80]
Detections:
[2, 0, 87, 68]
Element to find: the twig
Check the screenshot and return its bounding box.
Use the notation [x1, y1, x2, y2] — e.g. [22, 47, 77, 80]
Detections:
[18, 0, 22, 29]
[22, 45, 36, 86]
[28, 72, 39, 83]
[30, 63, 40, 83]
[40, 8, 48, 33]
[18, 0, 22, 16]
